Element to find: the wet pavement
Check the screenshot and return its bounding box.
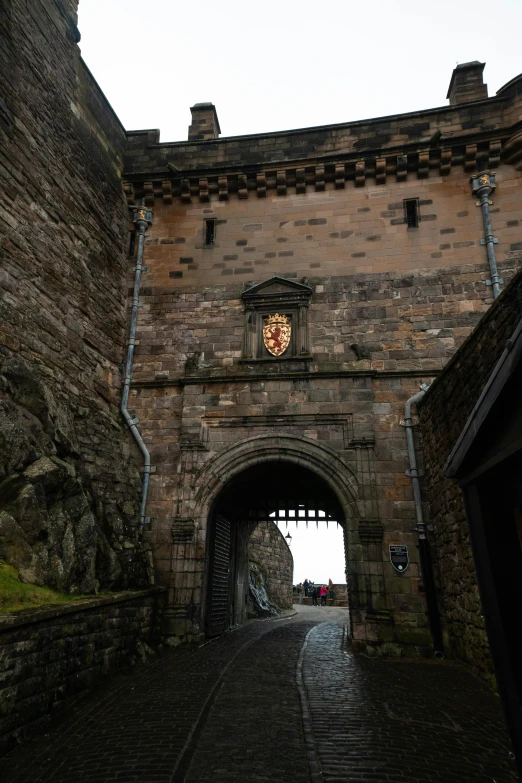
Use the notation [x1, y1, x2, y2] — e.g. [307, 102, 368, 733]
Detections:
[2, 606, 517, 782]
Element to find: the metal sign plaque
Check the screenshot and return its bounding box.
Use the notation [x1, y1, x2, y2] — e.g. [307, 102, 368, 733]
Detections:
[390, 545, 409, 573]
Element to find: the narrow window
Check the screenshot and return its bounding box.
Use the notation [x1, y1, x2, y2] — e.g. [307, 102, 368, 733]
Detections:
[204, 218, 216, 246]
[128, 230, 136, 258]
[404, 199, 420, 228]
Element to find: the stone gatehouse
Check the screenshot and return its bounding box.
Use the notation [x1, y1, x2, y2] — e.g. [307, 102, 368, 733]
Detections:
[2, 0, 522, 677]
[121, 63, 522, 656]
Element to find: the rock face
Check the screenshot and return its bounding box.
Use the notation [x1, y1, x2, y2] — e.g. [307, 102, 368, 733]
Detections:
[247, 562, 278, 618]
[248, 523, 293, 610]
[0, 2, 152, 594]
[0, 357, 148, 593]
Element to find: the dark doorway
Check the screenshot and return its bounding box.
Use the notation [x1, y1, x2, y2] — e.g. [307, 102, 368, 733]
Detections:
[205, 461, 346, 638]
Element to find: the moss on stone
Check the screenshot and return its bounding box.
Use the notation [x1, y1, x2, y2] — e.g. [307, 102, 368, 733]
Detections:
[0, 560, 84, 613]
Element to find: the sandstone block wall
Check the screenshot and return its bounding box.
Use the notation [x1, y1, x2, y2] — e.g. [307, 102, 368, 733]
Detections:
[0, 588, 165, 755]
[137, 166, 521, 291]
[0, 1, 150, 591]
[248, 522, 293, 609]
[125, 124, 522, 650]
[418, 268, 522, 682]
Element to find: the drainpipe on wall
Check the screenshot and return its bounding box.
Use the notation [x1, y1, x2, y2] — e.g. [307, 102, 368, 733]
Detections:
[121, 202, 153, 525]
[471, 171, 503, 299]
[404, 385, 444, 655]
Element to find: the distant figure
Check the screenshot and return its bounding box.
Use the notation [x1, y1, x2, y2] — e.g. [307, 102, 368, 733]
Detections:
[297, 583, 304, 605]
[312, 584, 318, 606]
[328, 578, 335, 601]
[303, 578, 310, 597]
[320, 585, 328, 606]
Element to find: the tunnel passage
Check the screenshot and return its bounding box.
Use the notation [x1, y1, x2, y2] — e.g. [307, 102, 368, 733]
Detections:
[205, 461, 346, 637]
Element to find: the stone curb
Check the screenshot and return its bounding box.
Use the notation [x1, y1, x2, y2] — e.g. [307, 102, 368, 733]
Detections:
[296, 624, 324, 782]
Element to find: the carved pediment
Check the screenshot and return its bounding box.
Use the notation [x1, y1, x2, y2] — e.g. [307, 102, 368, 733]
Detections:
[242, 275, 312, 303]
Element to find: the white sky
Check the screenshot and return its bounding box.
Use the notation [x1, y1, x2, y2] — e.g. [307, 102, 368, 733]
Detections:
[275, 520, 346, 584]
[77, 0, 522, 143]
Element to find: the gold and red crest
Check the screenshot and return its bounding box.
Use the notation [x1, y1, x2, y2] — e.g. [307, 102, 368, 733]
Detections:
[263, 314, 291, 357]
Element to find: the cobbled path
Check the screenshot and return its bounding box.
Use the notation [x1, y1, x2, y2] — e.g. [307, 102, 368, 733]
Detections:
[303, 621, 517, 783]
[2, 606, 517, 783]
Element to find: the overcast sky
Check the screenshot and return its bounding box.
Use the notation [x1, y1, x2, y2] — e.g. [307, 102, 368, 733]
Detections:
[76, 1, 520, 587]
[275, 520, 346, 584]
[78, 0, 522, 143]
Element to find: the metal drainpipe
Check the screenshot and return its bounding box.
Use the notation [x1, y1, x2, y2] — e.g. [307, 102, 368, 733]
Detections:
[404, 385, 444, 655]
[471, 171, 503, 299]
[121, 202, 153, 525]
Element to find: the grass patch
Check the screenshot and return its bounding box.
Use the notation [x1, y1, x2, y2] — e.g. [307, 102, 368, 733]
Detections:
[0, 561, 85, 613]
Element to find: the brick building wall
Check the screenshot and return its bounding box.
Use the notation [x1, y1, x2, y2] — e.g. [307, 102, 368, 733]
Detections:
[248, 522, 293, 610]
[122, 65, 522, 652]
[0, 0, 151, 592]
[418, 268, 522, 682]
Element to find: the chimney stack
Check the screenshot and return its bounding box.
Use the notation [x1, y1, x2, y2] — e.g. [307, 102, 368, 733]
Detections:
[447, 61, 488, 105]
[188, 103, 221, 141]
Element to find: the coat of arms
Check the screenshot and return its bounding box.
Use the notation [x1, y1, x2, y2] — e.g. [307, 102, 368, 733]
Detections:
[263, 313, 291, 357]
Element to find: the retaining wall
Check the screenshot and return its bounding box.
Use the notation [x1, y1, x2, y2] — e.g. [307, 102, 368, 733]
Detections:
[0, 588, 165, 755]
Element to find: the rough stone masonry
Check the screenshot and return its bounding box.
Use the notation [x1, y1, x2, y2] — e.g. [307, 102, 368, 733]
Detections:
[122, 60, 522, 670]
[2, 0, 522, 685]
[0, 0, 152, 592]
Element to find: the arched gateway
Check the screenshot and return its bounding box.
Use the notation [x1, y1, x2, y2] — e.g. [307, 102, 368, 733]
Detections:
[163, 434, 398, 645]
[202, 440, 357, 636]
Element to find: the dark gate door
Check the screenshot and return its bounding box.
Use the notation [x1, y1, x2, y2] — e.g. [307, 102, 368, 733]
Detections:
[206, 514, 232, 637]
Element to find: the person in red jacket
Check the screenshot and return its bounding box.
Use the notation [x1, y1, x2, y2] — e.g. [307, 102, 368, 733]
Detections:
[320, 585, 328, 606]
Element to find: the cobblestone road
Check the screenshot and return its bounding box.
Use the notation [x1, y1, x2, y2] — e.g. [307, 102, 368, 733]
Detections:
[2, 606, 517, 783]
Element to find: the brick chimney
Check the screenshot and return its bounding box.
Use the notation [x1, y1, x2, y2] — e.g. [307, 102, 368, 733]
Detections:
[188, 103, 221, 141]
[447, 61, 488, 105]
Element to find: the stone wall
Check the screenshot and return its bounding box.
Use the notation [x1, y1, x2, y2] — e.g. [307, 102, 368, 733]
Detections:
[248, 522, 293, 609]
[0, 588, 165, 755]
[127, 139, 522, 650]
[418, 267, 522, 683]
[134, 165, 522, 293]
[0, 1, 150, 591]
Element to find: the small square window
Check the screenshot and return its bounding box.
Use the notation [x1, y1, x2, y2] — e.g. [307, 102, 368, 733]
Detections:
[404, 198, 420, 228]
[204, 218, 216, 246]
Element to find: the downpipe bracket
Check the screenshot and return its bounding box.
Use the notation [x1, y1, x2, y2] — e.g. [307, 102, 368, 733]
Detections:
[480, 237, 498, 245]
[405, 468, 424, 478]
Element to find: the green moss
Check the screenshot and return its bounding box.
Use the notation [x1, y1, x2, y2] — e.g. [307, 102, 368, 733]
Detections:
[0, 561, 84, 613]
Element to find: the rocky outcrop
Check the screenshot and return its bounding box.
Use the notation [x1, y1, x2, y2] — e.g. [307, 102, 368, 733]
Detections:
[248, 522, 293, 610]
[0, 357, 150, 594]
[247, 562, 278, 618]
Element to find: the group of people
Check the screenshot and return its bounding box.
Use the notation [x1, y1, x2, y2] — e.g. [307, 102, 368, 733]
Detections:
[296, 579, 334, 606]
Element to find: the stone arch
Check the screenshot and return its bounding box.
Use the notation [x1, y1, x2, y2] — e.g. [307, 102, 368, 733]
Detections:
[193, 435, 361, 636]
[193, 434, 360, 533]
